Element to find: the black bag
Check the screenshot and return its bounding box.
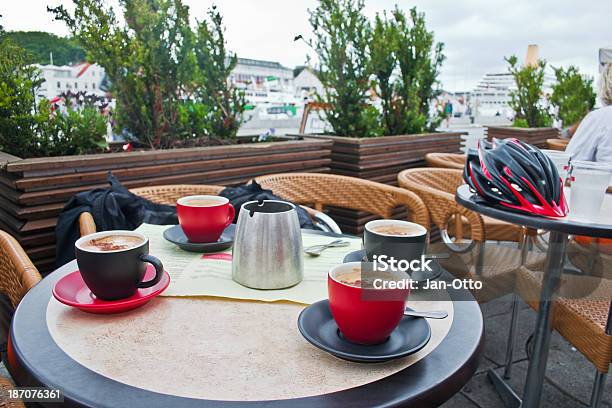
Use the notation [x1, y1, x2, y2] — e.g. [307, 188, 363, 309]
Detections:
[55, 173, 176, 267]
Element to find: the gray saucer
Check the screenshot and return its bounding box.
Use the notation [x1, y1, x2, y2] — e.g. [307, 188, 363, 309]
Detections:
[298, 300, 431, 363]
[163, 224, 235, 253]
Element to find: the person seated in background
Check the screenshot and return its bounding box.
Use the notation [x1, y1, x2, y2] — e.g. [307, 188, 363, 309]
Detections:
[566, 63, 612, 163]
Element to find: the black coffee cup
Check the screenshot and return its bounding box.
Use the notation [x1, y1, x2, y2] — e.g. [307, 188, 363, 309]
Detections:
[363, 220, 428, 270]
[75, 230, 164, 300]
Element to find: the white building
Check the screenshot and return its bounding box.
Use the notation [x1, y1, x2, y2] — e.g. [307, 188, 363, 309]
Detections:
[293, 66, 324, 100]
[35, 62, 107, 102]
[230, 58, 294, 93]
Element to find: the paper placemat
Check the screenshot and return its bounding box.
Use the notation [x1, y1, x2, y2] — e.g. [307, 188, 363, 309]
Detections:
[47, 288, 454, 401]
[135, 223, 362, 304]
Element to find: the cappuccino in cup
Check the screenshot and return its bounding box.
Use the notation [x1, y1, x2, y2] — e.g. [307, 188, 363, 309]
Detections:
[364, 220, 428, 272]
[329, 262, 410, 344]
[182, 198, 224, 207]
[75, 231, 164, 300]
[336, 267, 399, 288]
[81, 234, 145, 252]
[369, 224, 423, 236]
[176, 195, 235, 243]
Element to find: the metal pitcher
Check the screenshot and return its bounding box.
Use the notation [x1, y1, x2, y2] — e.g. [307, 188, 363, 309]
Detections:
[232, 200, 304, 289]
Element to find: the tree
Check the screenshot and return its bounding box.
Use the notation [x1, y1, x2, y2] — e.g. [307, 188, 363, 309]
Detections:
[506, 55, 552, 128]
[194, 6, 245, 139]
[550, 66, 596, 127]
[0, 31, 86, 65]
[309, 0, 381, 137]
[312, 2, 444, 137]
[369, 13, 397, 136]
[0, 36, 46, 157]
[50, 0, 198, 149]
[389, 6, 444, 134]
[0, 34, 107, 158]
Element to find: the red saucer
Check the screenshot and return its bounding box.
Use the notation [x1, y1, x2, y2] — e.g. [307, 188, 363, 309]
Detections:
[52, 265, 170, 314]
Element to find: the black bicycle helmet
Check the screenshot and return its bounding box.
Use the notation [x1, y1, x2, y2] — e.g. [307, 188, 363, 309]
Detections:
[463, 138, 568, 217]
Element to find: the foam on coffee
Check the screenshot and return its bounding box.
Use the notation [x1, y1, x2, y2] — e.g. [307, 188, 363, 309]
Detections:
[370, 224, 422, 236]
[336, 267, 400, 288]
[182, 198, 223, 207]
[81, 235, 144, 252]
[337, 267, 363, 287]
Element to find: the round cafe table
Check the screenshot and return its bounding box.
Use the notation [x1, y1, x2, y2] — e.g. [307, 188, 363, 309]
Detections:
[456, 184, 612, 408]
[7, 231, 483, 407]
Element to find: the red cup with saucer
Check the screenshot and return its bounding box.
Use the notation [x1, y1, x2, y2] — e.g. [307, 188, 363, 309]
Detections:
[53, 265, 170, 314]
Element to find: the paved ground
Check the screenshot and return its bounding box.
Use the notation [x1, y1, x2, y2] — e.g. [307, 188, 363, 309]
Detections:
[2, 294, 610, 407]
[442, 294, 612, 408]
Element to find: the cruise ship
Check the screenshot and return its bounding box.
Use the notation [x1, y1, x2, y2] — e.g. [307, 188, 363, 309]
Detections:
[470, 45, 555, 119]
[470, 72, 516, 118]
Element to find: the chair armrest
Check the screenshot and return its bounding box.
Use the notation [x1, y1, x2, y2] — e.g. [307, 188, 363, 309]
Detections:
[299, 205, 342, 234]
[79, 212, 97, 237]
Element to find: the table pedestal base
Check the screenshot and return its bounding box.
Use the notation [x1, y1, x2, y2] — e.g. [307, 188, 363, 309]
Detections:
[487, 369, 520, 408]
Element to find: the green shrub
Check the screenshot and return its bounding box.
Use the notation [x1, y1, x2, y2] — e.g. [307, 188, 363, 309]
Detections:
[550, 66, 596, 127]
[309, 0, 380, 137]
[391, 7, 444, 134]
[309, 0, 444, 137]
[50, 0, 246, 148]
[506, 55, 552, 128]
[0, 34, 107, 158]
[50, 0, 197, 149]
[43, 106, 108, 156]
[370, 12, 397, 136]
[194, 6, 246, 139]
[0, 35, 43, 158]
[176, 100, 212, 140]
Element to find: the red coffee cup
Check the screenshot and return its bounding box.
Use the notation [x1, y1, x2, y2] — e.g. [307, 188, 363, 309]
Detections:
[328, 262, 410, 345]
[176, 195, 235, 243]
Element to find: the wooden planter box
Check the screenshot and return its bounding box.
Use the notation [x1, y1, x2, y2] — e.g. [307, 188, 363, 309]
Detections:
[486, 126, 560, 148]
[0, 138, 332, 272]
[295, 132, 464, 234]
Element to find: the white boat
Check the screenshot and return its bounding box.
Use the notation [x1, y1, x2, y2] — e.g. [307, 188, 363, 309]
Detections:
[470, 73, 516, 118]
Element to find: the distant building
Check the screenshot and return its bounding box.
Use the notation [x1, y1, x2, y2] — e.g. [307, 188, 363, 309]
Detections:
[35, 62, 107, 102]
[230, 58, 294, 92]
[293, 66, 324, 100]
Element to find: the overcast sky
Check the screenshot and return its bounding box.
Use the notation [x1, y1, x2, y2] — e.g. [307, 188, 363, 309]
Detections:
[2, 0, 611, 91]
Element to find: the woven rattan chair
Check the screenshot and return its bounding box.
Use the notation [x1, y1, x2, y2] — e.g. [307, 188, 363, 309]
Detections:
[546, 138, 569, 151]
[397, 167, 545, 302]
[129, 184, 224, 205]
[0, 230, 41, 408]
[78, 184, 225, 236]
[255, 172, 430, 232]
[515, 265, 612, 407]
[425, 152, 466, 170]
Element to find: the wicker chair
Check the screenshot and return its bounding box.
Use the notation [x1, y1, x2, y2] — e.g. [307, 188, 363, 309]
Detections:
[397, 167, 545, 302]
[255, 172, 430, 233]
[78, 184, 224, 236]
[78, 183, 339, 235]
[425, 153, 466, 170]
[546, 138, 569, 151]
[0, 230, 41, 408]
[515, 264, 611, 407]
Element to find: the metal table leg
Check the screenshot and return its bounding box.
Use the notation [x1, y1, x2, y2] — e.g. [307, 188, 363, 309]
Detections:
[487, 231, 568, 408]
[521, 231, 568, 407]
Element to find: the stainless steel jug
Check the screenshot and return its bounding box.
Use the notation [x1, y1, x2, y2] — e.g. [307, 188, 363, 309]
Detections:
[232, 200, 304, 289]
